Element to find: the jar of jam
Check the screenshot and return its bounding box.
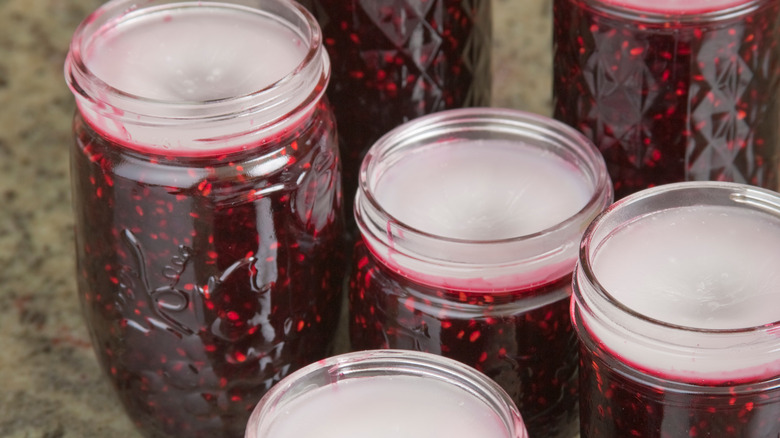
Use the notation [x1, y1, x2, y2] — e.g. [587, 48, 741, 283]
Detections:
[573, 182, 780, 437]
[554, 0, 780, 199]
[64, 0, 345, 436]
[245, 350, 529, 438]
[349, 108, 613, 437]
[297, 0, 493, 231]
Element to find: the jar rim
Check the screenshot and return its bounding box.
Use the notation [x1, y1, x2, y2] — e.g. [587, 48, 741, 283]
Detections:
[64, 0, 329, 155]
[579, 0, 766, 24]
[245, 349, 528, 438]
[578, 181, 780, 334]
[354, 107, 613, 291]
[573, 181, 780, 383]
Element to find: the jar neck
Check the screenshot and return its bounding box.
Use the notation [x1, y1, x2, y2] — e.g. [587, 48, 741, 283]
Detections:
[574, 182, 780, 384]
[354, 108, 613, 292]
[65, 0, 329, 156]
[580, 0, 769, 24]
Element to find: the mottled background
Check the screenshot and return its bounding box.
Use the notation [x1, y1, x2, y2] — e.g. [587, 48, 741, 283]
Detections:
[0, 0, 551, 436]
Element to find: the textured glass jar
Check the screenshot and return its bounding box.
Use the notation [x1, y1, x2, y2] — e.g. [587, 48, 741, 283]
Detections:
[245, 350, 529, 438]
[573, 182, 780, 437]
[298, 0, 493, 231]
[554, 0, 780, 199]
[350, 108, 613, 438]
[64, 1, 345, 436]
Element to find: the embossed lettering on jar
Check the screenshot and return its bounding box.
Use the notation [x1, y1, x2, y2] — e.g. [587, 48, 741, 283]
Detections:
[64, 1, 345, 437]
[554, 0, 780, 198]
[350, 108, 613, 438]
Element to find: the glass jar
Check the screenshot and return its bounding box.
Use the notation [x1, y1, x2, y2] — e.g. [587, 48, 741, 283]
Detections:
[572, 182, 780, 437]
[64, 1, 346, 436]
[554, 0, 780, 199]
[297, 0, 493, 231]
[350, 108, 613, 438]
[245, 350, 529, 438]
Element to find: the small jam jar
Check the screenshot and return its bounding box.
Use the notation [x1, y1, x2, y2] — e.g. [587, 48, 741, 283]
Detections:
[349, 108, 613, 437]
[65, 0, 345, 436]
[573, 182, 780, 437]
[554, 0, 780, 198]
[245, 350, 529, 438]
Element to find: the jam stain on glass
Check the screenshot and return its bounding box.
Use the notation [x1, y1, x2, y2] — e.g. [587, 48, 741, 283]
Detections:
[349, 109, 612, 438]
[572, 182, 780, 438]
[65, 1, 345, 437]
[554, 0, 780, 198]
[298, 0, 492, 229]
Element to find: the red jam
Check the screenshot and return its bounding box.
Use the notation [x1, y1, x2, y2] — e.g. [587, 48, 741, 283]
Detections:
[349, 240, 579, 438]
[553, 0, 780, 198]
[578, 343, 780, 437]
[298, 0, 493, 220]
[71, 104, 346, 437]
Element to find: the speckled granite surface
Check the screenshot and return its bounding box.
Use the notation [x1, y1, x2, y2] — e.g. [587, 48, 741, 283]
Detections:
[0, 0, 551, 436]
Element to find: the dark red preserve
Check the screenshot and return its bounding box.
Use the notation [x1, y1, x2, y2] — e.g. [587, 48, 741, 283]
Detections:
[349, 109, 613, 438]
[298, 0, 493, 228]
[554, 0, 780, 198]
[65, 1, 345, 436]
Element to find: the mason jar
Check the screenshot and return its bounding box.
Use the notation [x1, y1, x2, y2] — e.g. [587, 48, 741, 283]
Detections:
[64, 1, 346, 436]
[572, 182, 780, 437]
[349, 108, 613, 437]
[554, 0, 780, 198]
[245, 350, 529, 438]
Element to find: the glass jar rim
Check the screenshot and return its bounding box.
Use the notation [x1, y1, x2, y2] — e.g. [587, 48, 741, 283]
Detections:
[245, 349, 528, 438]
[354, 107, 613, 291]
[580, 0, 767, 24]
[578, 181, 780, 334]
[64, 0, 329, 155]
[573, 181, 780, 383]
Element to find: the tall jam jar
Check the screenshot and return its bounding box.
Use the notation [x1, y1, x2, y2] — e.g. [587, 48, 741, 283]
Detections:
[554, 0, 780, 199]
[572, 182, 780, 437]
[349, 108, 613, 437]
[297, 0, 493, 230]
[64, 0, 345, 436]
[245, 350, 529, 438]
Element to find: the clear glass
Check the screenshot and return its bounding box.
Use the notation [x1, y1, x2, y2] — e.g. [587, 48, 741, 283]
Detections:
[554, 0, 780, 199]
[297, 0, 493, 231]
[65, 1, 346, 437]
[572, 181, 780, 437]
[350, 108, 613, 438]
[245, 350, 529, 438]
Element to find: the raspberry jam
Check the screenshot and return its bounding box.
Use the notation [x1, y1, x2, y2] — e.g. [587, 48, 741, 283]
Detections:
[298, 0, 492, 227]
[65, 1, 345, 437]
[350, 109, 612, 438]
[572, 182, 780, 437]
[553, 0, 780, 199]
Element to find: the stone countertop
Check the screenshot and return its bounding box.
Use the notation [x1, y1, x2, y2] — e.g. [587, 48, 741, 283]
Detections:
[0, 0, 551, 436]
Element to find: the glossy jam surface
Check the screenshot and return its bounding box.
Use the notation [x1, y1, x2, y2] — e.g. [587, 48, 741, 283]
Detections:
[349, 241, 579, 438]
[263, 375, 512, 438]
[578, 339, 780, 437]
[298, 0, 492, 224]
[71, 104, 345, 437]
[553, 0, 780, 198]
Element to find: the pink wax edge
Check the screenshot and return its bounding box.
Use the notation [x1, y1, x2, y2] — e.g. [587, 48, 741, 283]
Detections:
[597, 0, 756, 15]
[577, 315, 780, 386]
[362, 238, 577, 294]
